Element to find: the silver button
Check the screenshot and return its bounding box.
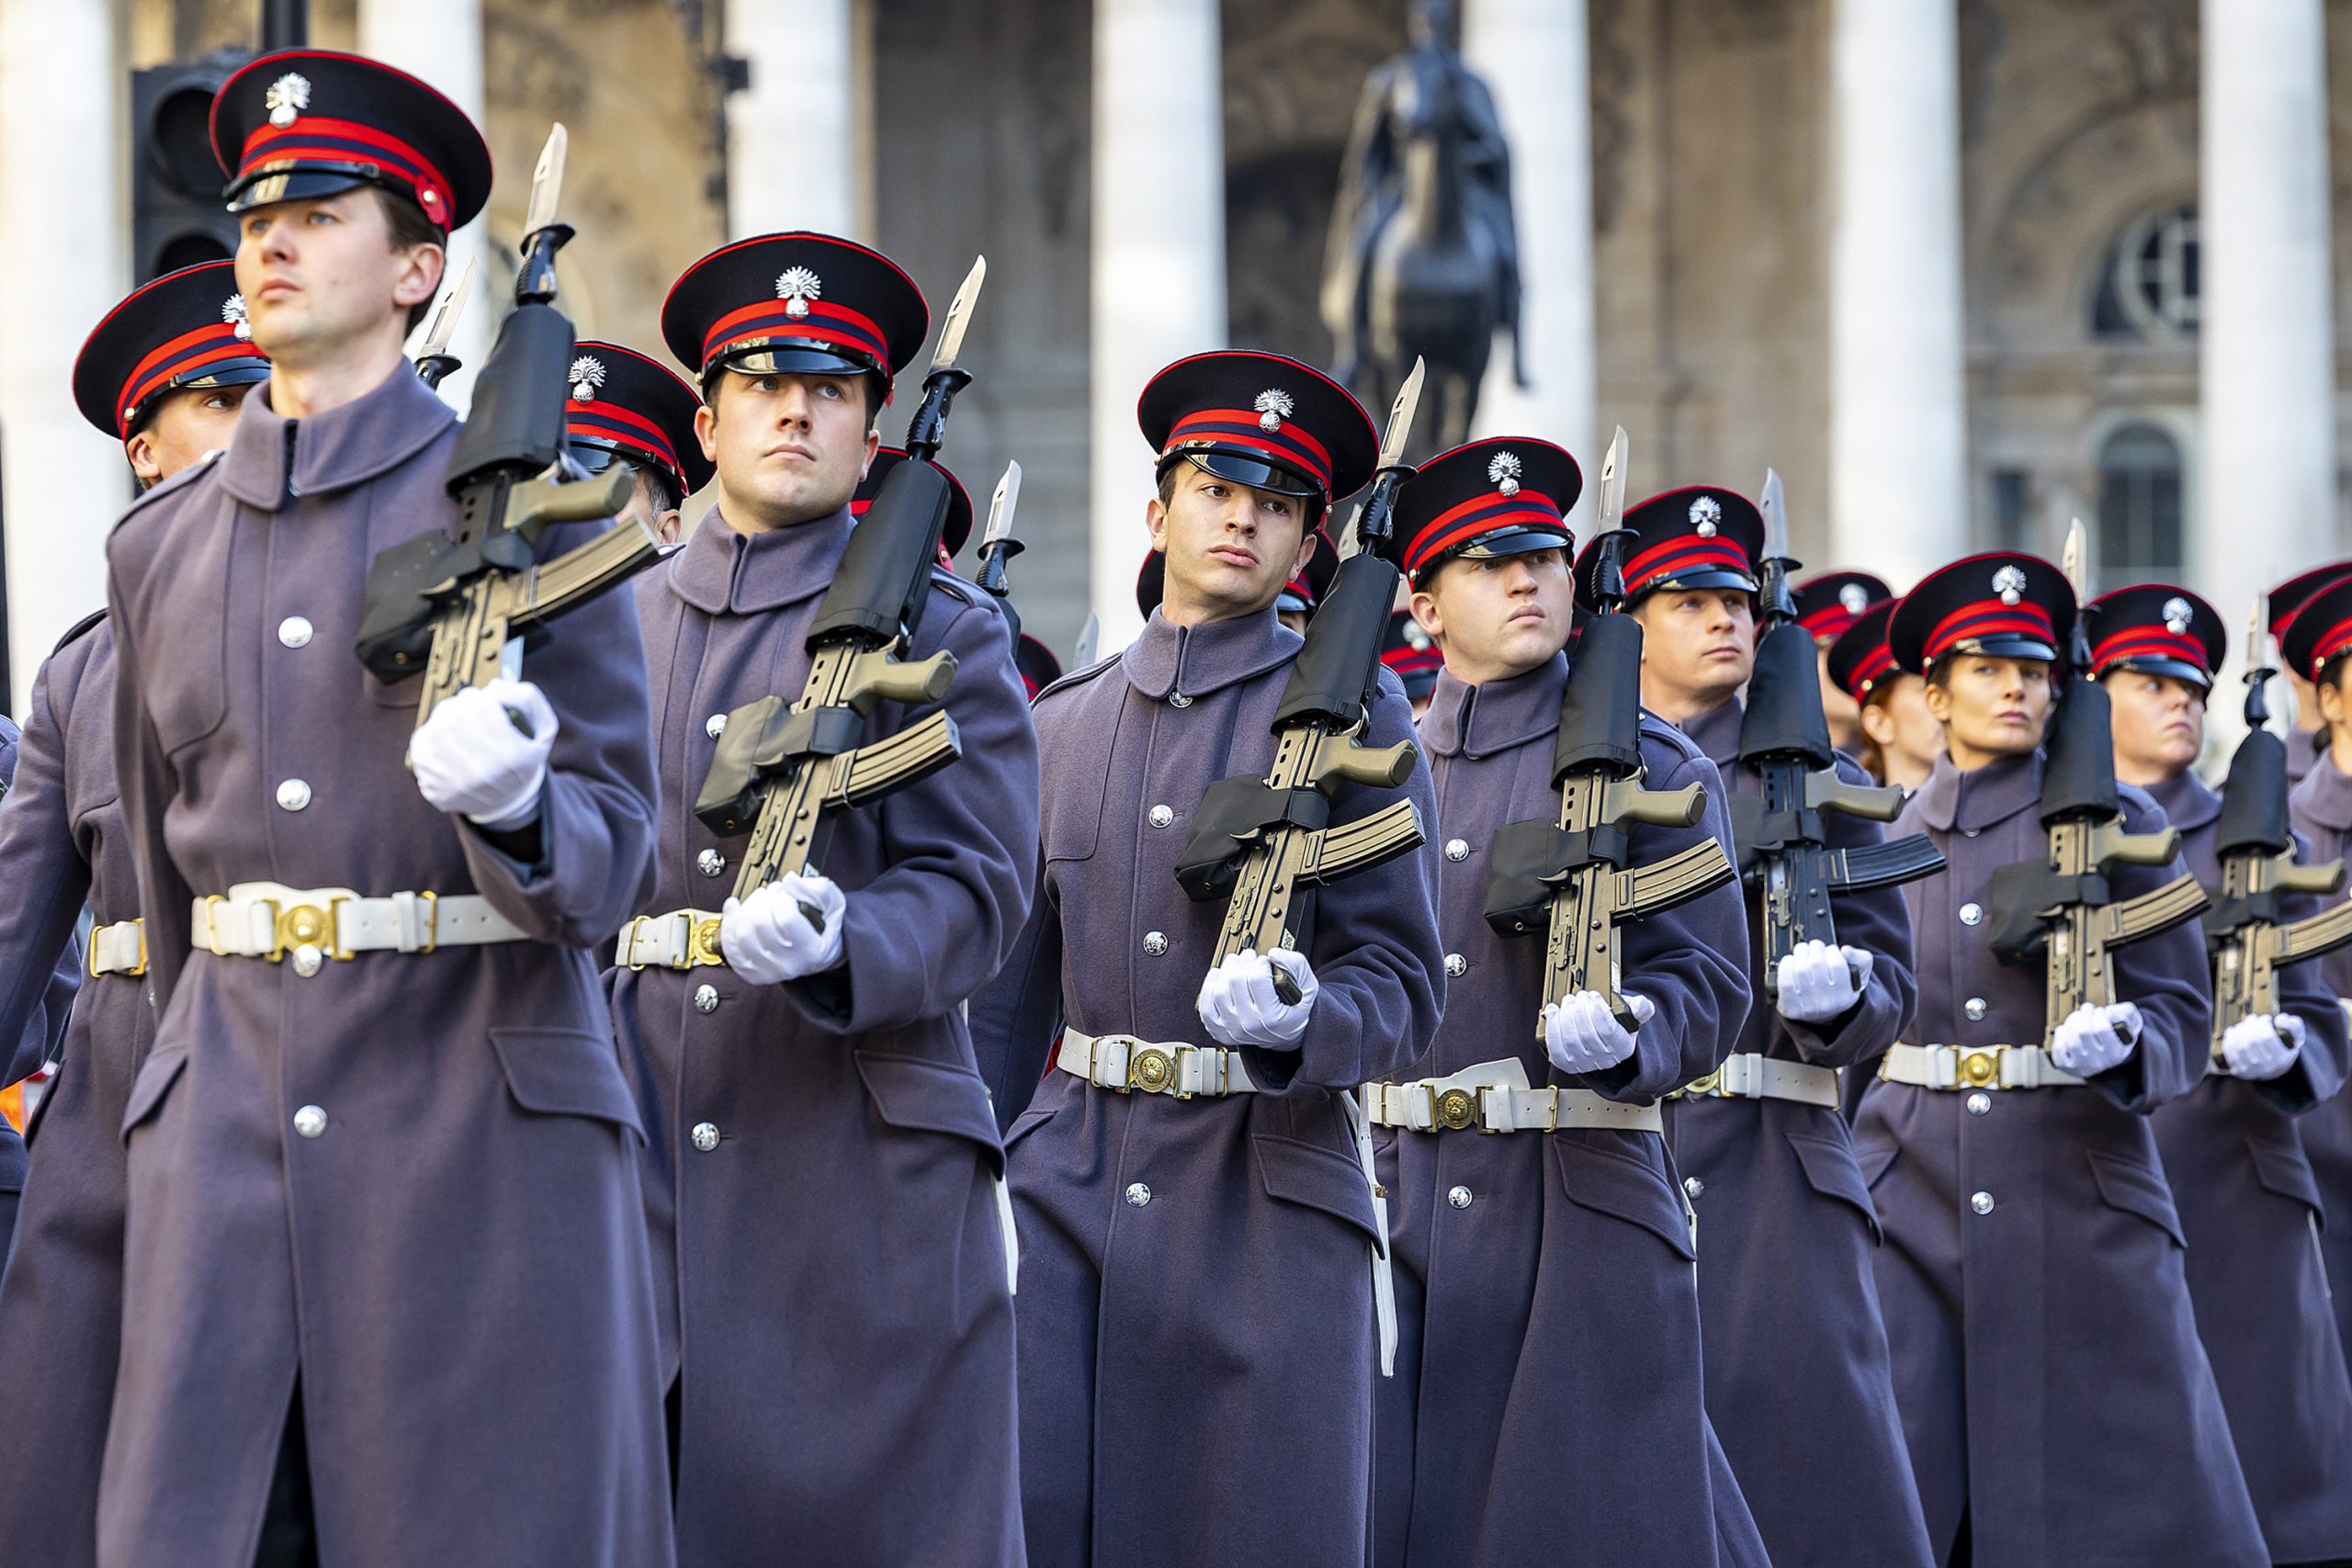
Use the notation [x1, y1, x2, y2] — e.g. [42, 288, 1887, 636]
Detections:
[276, 778, 311, 812]
[1125, 1182, 1152, 1207]
[1962, 827, 1981, 839]
[1148, 805, 1174, 829]
[1169, 693, 1193, 708]
[290, 944, 323, 977]
[1448, 1185, 1474, 1210]
[1970, 1190, 1995, 1215]
[1965, 1091, 1992, 1115]
[1964, 997, 1987, 1021]
[1444, 953, 1466, 977]
[697, 848, 726, 877]
[1684, 1176, 1704, 1199]
[1143, 931, 1168, 956]
[277, 615, 313, 649]
[1959, 902, 1983, 926]
[1444, 839, 1469, 863]
[691, 1122, 720, 1152]
[292, 1104, 327, 1139]
[694, 985, 719, 1014]
[707, 713, 729, 739]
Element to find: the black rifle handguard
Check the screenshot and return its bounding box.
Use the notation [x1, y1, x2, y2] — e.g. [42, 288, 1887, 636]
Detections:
[2040, 673, 2122, 825]
[1272, 551, 1396, 730]
[1738, 617, 1836, 771]
[809, 459, 951, 648]
[2213, 727, 2293, 860]
[1553, 612, 1646, 781]
[445, 301, 573, 504]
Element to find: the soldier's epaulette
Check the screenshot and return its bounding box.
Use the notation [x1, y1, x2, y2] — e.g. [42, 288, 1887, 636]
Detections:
[1033, 652, 1121, 706]
[51, 607, 107, 657]
[927, 569, 989, 611]
[112, 447, 222, 526]
[1636, 710, 1708, 767]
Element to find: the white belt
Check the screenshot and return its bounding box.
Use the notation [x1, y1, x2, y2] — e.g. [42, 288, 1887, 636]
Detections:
[192, 882, 524, 961]
[1366, 1057, 1663, 1134]
[87, 919, 146, 978]
[1672, 1054, 1841, 1109]
[616, 908, 726, 971]
[1056, 1029, 1257, 1097]
[1879, 1043, 2084, 1091]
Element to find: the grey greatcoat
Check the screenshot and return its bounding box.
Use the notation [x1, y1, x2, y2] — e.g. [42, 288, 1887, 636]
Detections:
[0, 708, 81, 1248]
[102, 366, 673, 1568]
[2290, 749, 2352, 1365]
[1674, 697, 1935, 1568]
[1855, 750, 2265, 1568]
[607, 506, 1037, 1567]
[0, 615, 149, 1567]
[1370, 660, 1768, 1568]
[971, 607, 1445, 1568]
[2146, 767, 2352, 1563]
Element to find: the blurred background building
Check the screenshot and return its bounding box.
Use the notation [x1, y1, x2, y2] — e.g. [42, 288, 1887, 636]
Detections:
[1, 0, 2344, 707]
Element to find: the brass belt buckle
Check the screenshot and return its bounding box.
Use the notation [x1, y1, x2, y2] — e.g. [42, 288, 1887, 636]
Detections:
[277, 899, 333, 966]
[691, 915, 725, 967]
[1957, 1047, 2001, 1090]
[1684, 1066, 1724, 1099]
[1433, 1085, 1478, 1132]
[1131, 1045, 1176, 1095]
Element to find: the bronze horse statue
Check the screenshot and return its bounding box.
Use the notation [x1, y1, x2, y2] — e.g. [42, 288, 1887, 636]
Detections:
[1323, 1, 1522, 458]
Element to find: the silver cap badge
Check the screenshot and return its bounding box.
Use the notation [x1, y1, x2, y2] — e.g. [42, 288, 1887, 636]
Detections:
[775, 265, 822, 321]
[1839, 581, 1871, 615]
[1993, 564, 2028, 605]
[569, 355, 606, 402]
[1254, 388, 1295, 434]
[1690, 493, 1722, 537]
[266, 73, 311, 130]
[1487, 450, 1522, 498]
[2162, 595, 2193, 635]
[222, 294, 250, 342]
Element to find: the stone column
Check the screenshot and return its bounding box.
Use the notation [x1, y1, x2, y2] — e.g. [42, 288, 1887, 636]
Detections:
[1090, 0, 1225, 653]
[0, 0, 125, 710]
[1826, 0, 1966, 584]
[1464, 0, 1596, 512]
[358, 0, 492, 408]
[726, 0, 860, 239]
[2202, 0, 2336, 681]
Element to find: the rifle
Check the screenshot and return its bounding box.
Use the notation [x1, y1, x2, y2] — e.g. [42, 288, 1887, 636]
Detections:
[1483, 428, 1737, 1033]
[1171, 360, 1432, 1005]
[1730, 469, 1942, 1003]
[1985, 521, 2209, 1031]
[413, 257, 474, 391]
[2205, 597, 2352, 1059]
[356, 126, 662, 733]
[693, 258, 989, 920]
[973, 459, 1025, 641]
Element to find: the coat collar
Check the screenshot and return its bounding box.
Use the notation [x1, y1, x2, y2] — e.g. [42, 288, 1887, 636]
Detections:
[1120, 607, 1299, 701]
[2144, 768, 2219, 833]
[1678, 694, 1743, 768]
[1419, 654, 1566, 760]
[666, 504, 852, 616]
[219, 363, 455, 511]
[1911, 748, 2042, 833]
[2295, 747, 2352, 831]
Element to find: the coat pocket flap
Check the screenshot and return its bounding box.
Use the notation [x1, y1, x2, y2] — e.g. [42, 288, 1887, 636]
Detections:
[489, 1027, 645, 1143]
[2245, 1134, 2324, 1219]
[120, 1047, 189, 1145]
[1553, 1136, 1698, 1261]
[1252, 1133, 1382, 1250]
[856, 1052, 1006, 1176]
[2086, 1148, 2187, 1248]
[1854, 1136, 1900, 1190]
[1783, 1127, 1883, 1243]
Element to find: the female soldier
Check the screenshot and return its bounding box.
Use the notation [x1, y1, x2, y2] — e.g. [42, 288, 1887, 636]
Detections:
[1827, 596, 1943, 792]
[1855, 553, 2264, 1568]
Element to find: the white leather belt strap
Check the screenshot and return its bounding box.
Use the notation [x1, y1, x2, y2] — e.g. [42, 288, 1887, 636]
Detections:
[1673, 1054, 1841, 1108]
[191, 882, 524, 960]
[87, 919, 147, 978]
[616, 908, 727, 971]
[1880, 1043, 2085, 1091]
[1056, 1029, 1256, 1097]
[1366, 1056, 1664, 1134]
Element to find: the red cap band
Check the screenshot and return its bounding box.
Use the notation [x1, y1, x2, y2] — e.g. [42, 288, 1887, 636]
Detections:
[237, 115, 455, 230]
[1166, 408, 1334, 493]
[1922, 599, 2056, 663]
[117, 322, 265, 437]
[1402, 490, 1569, 578]
[1623, 535, 1754, 594]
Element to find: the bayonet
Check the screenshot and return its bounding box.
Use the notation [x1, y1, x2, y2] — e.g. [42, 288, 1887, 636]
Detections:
[1072, 612, 1101, 670]
[1337, 358, 1424, 554]
[1593, 424, 1628, 536]
[975, 459, 1027, 638]
[523, 123, 567, 242]
[929, 255, 985, 378]
[414, 256, 474, 389]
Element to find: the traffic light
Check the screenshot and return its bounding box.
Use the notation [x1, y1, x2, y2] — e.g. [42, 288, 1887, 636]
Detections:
[131, 51, 249, 282]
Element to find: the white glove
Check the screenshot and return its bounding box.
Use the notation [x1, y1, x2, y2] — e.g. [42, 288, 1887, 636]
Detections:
[718, 873, 847, 985]
[1542, 990, 1655, 1076]
[1776, 941, 1873, 1025]
[1195, 948, 1318, 1049]
[2050, 1001, 2142, 1077]
[410, 679, 557, 830]
[2221, 1011, 2306, 1081]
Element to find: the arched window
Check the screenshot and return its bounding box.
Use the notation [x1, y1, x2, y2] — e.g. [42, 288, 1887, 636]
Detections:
[2096, 423, 2185, 590]
[2092, 204, 2199, 341]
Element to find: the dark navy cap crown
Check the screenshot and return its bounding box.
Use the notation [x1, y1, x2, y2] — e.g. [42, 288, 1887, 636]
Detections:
[1575, 486, 1763, 607]
[1138, 351, 1376, 506]
[1793, 570, 1894, 641]
[663, 232, 930, 387]
[1390, 436, 1580, 585]
[563, 341, 710, 502]
[2083, 583, 2224, 691]
[1887, 551, 2075, 674]
[1826, 597, 1901, 700]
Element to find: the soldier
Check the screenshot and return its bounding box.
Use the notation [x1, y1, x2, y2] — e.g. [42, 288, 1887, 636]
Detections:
[1364, 440, 1767, 1566]
[1601, 489, 1934, 1567]
[0, 712, 79, 1251]
[2283, 573, 2352, 1364]
[1381, 605, 1443, 716]
[0, 260, 271, 1565]
[2089, 583, 2352, 1564]
[1854, 553, 2263, 1567]
[560, 338, 710, 545]
[1794, 568, 1892, 756]
[609, 231, 1037, 1565]
[102, 51, 672, 1564]
[1828, 597, 1944, 792]
[2271, 564, 2352, 787]
[971, 351, 1442, 1568]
